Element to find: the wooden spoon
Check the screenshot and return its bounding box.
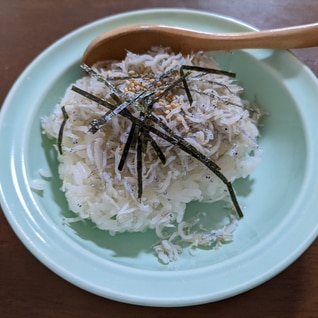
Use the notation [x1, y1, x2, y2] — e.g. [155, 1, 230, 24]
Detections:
[83, 22, 318, 66]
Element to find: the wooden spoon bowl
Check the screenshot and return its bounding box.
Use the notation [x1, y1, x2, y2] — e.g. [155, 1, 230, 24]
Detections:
[82, 23, 318, 66]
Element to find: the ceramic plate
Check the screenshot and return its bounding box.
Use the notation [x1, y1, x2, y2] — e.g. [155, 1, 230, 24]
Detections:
[1, 8, 318, 307]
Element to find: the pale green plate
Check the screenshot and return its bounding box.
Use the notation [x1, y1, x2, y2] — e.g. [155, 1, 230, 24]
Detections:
[1, 8, 318, 307]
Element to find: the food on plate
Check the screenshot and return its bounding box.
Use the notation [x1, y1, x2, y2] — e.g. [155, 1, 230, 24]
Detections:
[41, 47, 262, 263]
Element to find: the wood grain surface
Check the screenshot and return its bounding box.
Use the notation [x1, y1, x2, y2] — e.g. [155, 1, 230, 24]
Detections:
[1, 1, 317, 317]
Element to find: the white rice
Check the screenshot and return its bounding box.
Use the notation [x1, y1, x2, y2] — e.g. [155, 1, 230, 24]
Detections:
[30, 169, 52, 191]
[41, 47, 262, 263]
[30, 178, 45, 191]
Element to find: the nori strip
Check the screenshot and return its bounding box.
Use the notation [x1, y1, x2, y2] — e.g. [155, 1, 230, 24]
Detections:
[57, 106, 69, 155]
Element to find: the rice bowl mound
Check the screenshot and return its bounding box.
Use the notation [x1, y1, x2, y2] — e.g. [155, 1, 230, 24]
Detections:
[41, 47, 262, 263]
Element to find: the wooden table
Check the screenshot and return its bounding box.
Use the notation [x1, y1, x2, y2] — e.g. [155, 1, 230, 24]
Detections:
[1, 1, 317, 317]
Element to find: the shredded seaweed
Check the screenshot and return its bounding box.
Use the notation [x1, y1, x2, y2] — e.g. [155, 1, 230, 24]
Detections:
[136, 133, 143, 199]
[181, 64, 236, 77]
[57, 106, 69, 155]
[118, 123, 136, 171]
[68, 64, 245, 217]
[70, 64, 244, 218]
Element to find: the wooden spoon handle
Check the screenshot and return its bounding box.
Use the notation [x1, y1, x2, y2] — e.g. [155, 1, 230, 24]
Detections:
[178, 23, 318, 51]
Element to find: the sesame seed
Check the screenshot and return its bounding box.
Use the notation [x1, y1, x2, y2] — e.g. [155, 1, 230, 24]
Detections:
[176, 116, 183, 123]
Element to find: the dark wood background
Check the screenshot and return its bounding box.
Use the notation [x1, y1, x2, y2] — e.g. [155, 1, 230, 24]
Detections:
[1, 1, 317, 317]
